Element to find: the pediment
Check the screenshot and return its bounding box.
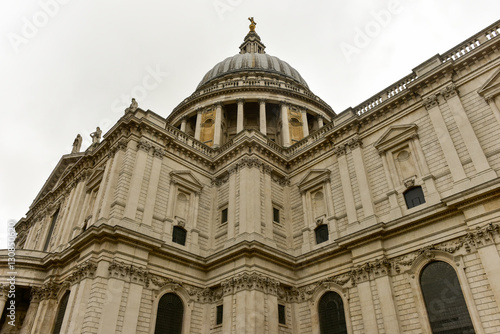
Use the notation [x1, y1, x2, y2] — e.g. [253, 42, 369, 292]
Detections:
[31, 153, 84, 205]
[170, 171, 203, 193]
[478, 66, 500, 99]
[298, 169, 331, 192]
[374, 124, 418, 153]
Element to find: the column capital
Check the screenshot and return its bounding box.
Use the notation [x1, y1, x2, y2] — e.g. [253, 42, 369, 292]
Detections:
[237, 98, 245, 105]
[441, 83, 458, 100]
[214, 101, 222, 108]
[259, 98, 266, 105]
[334, 144, 347, 156]
[423, 95, 438, 110]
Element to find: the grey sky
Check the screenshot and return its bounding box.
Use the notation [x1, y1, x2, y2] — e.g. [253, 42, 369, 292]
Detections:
[1, 0, 499, 248]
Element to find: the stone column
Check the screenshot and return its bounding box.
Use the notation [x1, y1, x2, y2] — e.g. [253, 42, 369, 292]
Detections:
[442, 84, 494, 178]
[237, 99, 245, 133]
[317, 116, 324, 128]
[348, 137, 376, 222]
[97, 263, 126, 333]
[194, 108, 202, 140]
[66, 279, 93, 333]
[98, 142, 126, 221]
[475, 238, 500, 311]
[90, 156, 114, 224]
[141, 147, 163, 226]
[59, 283, 79, 333]
[123, 141, 150, 221]
[180, 117, 187, 132]
[59, 179, 86, 244]
[0, 287, 7, 320]
[424, 95, 467, 184]
[335, 145, 357, 224]
[213, 102, 222, 147]
[259, 99, 267, 135]
[301, 109, 309, 137]
[486, 96, 500, 125]
[281, 103, 291, 147]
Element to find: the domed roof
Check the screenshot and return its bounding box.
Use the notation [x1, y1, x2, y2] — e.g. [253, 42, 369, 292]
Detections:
[197, 53, 309, 90]
[196, 18, 309, 90]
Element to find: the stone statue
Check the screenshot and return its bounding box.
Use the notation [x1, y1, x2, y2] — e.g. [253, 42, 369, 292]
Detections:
[90, 127, 102, 145]
[125, 98, 138, 113]
[248, 17, 256, 32]
[71, 134, 82, 153]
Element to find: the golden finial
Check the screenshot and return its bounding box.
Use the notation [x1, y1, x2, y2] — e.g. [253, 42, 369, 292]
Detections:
[248, 17, 256, 32]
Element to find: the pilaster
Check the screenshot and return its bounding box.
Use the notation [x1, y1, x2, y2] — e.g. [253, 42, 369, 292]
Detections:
[123, 140, 150, 221]
[301, 109, 309, 137]
[194, 108, 202, 140]
[237, 99, 245, 133]
[335, 145, 357, 224]
[423, 95, 468, 186]
[214, 102, 223, 147]
[142, 146, 164, 226]
[259, 99, 267, 135]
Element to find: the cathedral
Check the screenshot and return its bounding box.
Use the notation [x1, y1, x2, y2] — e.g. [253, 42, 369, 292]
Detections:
[2, 18, 500, 333]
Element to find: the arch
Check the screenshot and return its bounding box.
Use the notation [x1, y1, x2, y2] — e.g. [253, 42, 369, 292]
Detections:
[420, 261, 475, 333]
[52, 290, 70, 334]
[318, 291, 348, 334]
[406, 251, 484, 334]
[310, 283, 351, 334]
[150, 284, 192, 334]
[154, 293, 184, 334]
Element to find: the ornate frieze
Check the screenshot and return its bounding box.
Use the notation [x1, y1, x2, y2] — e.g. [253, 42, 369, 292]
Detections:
[221, 272, 279, 296]
[66, 260, 97, 285]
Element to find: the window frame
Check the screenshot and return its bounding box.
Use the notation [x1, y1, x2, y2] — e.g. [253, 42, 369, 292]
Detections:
[172, 225, 187, 246]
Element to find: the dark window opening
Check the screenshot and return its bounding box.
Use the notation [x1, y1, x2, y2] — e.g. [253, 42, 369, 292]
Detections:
[43, 208, 59, 251]
[273, 207, 280, 223]
[278, 304, 286, 325]
[315, 224, 329, 244]
[420, 261, 475, 334]
[172, 226, 186, 246]
[155, 293, 184, 334]
[52, 291, 70, 334]
[216, 305, 223, 325]
[221, 208, 228, 224]
[318, 291, 347, 334]
[404, 186, 425, 209]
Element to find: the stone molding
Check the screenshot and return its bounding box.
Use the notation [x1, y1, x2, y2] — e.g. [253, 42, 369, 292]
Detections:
[31, 280, 68, 301]
[221, 272, 279, 296]
[212, 158, 289, 186]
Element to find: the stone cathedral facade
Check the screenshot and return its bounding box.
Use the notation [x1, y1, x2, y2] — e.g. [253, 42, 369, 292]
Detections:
[2, 19, 500, 333]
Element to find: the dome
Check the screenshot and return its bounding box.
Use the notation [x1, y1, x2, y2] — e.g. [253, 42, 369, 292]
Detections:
[197, 53, 309, 90]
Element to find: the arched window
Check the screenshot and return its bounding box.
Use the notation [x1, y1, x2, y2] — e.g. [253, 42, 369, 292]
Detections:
[172, 226, 187, 246]
[318, 291, 347, 334]
[52, 291, 70, 334]
[404, 186, 425, 209]
[315, 224, 329, 244]
[420, 261, 475, 333]
[154, 293, 184, 334]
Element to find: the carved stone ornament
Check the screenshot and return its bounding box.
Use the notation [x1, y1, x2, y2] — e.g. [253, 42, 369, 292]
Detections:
[423, 95, 438, 110]
[333, 144, 346, 156]
[175, 216, 186, 227]
[441, 83, 458, 100]
[347, 136, 362, 150]
[66, 260, 98, 285]
[403, 176, 416, 189]
[315, 215, 325, 226]
[153, 146, 166, 159]
[137, 140, 152, 152]
[221, 272, 280, 296]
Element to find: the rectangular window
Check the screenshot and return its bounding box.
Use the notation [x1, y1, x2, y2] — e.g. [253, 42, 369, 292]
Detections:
[221, 208, 228, 224]
[273, 207, 280, 223]
[216, 304, 223, 325]
[278, 304, 286, 325]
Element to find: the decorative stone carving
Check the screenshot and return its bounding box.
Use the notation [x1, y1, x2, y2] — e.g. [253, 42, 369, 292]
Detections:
[66, 260, 97, 285]
[423, 95, 438, 110]
[403, 176, 416, 188]
[347, 136, 362, 149]
[153, 146, 166, 159]
[221, 272, 279, 296]
[441, 83, 458, 100]
[212, 173, 229, 186]
[333, 144, 346, 156]
[34, 281, 68, 300]
[137, 140, 152, 152]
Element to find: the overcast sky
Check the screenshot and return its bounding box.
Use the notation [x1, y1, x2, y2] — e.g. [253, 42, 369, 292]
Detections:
[1, 1, 499, 249]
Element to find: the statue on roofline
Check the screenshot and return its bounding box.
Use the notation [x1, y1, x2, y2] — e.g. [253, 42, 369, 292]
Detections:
[90, 127, 102, 145]
[125, 98, 138, 114]
[71, 134, 82, 153]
